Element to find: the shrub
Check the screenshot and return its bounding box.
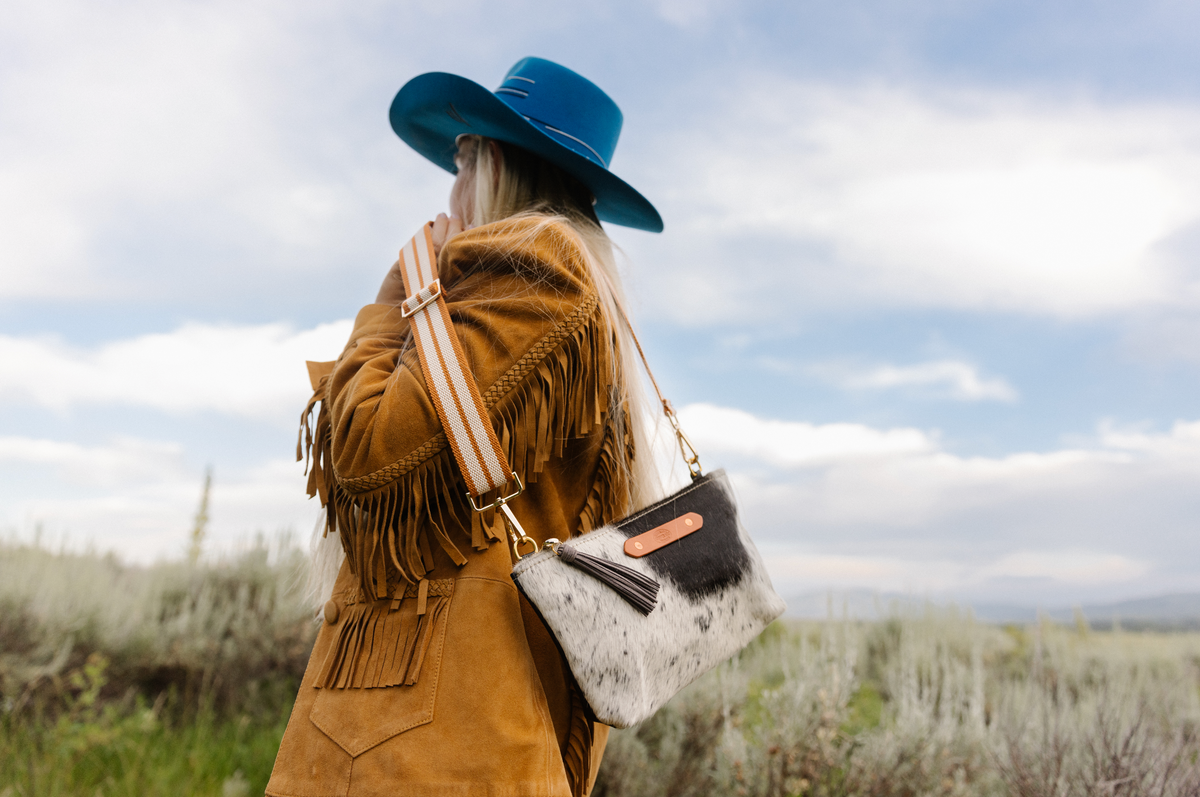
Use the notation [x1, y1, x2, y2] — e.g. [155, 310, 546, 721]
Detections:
[595, 611, 1200, 797]
[0, 537, 316, 721]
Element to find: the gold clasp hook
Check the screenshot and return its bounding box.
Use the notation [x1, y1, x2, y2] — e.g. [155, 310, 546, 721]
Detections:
[499, 503, 538, 560]
[467, 473, 537, 561]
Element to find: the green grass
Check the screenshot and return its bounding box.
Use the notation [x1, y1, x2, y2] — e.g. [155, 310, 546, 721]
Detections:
[0, 654, 295, 797]
[840, 683, 883, 736]
[0, 538, 313, 797]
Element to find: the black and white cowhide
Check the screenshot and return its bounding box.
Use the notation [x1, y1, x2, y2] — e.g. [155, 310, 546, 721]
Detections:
[511, 470, 787, 729]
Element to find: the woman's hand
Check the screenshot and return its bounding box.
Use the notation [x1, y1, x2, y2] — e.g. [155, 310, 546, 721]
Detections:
[375, 213, 465, 305]
[431, 213, 465, 256]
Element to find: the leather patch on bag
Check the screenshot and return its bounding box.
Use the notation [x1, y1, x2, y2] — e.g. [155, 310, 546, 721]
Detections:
[623, 512, 703, 557]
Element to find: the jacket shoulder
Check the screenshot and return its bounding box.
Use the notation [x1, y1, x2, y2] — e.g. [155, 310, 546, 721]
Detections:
[440, 216, 593, 293]
[326, 215, 608, 497]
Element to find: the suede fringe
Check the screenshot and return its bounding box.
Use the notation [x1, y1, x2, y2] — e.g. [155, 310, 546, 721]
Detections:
[296, 295, 634, 601]
[578, 412, 634, 538]
[563, 681, 595, 797]
[315, 579, 454, 689]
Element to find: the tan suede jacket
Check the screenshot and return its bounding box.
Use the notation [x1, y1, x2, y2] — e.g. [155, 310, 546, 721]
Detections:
[267, 218, 633, 797]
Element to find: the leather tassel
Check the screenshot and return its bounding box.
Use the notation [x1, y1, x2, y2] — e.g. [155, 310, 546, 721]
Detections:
[558, 546, 659, 615]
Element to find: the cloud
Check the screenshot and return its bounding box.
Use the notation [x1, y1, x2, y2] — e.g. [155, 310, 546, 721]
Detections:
[0, 0, 447, 304]
[655, 0, 722, 27]
[0, 436, 184, 488]
[675, 403, 936, 467]
[15, 0, 1200, 324]
[1100, 418, 1200, 463]
[0, 435, 317, 562]
[633, 81, 1200, 322]
[4, 1, 1199, 606]
[4, 403, 1198, 600]
[762, 549, 1150, 597]
[736, 443, 1128, 535]
[764, 552, 967, 593]
[0, 319, 353, 421]
[811, 359, 1018, 401]
[673, 403, 1200, 601]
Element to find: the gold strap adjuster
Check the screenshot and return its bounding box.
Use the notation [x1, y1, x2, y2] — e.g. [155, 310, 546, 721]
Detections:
[400, 279, 443, 318]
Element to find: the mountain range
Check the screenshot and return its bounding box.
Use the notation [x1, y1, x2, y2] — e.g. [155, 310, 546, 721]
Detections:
[784, 590, 1200, 631]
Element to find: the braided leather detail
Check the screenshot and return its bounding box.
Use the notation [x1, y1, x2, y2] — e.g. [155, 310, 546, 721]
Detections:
[336, 293, 602, 495]
[335, 578, 456, 606]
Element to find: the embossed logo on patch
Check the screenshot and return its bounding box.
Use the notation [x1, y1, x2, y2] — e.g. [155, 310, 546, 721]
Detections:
[624, 512, 704, 557]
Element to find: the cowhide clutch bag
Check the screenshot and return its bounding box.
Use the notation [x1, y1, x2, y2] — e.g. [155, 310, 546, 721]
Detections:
[511, 469, 786, 728]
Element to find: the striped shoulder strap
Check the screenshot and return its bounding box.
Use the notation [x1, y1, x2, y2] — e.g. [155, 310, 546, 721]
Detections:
[396, 223, 514, 498]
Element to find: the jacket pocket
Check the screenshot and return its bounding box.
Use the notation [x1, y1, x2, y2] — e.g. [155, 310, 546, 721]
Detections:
[309, 579, 454, 757]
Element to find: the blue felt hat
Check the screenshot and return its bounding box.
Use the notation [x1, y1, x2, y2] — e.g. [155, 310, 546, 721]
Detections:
[389, 57, 663, 233]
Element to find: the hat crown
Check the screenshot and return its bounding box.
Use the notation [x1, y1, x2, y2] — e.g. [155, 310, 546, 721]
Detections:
[492, 57, 623, 169]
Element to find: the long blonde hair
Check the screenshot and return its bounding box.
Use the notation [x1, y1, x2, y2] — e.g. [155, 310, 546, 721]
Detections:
[460, 134, 660, 512]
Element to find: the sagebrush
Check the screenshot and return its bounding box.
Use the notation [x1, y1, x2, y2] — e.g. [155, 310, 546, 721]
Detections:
[595, 613, 1200, 796]
[2, 540, 1199, 796]
[0, 536, 316, 719]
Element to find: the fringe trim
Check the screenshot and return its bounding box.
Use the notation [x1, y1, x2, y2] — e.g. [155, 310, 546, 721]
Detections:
[297, 370, 333, 508]
[337, 293, 603, 493]
[577, 408, 633, 535]
[296, 292, 634, 599]
[315, 579, 454, 689]
[563, 680, 596, 797]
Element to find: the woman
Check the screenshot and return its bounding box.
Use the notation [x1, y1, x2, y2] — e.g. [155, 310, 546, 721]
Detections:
[268, 58, 663, 797]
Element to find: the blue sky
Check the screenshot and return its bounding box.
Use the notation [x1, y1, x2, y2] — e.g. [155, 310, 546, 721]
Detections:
[4, 0, 1200, 607]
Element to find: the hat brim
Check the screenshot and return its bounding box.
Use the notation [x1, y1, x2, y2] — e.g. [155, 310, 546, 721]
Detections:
[390, 72, 663, 233]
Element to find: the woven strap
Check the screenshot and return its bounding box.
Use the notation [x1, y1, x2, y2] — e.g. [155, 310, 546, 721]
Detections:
[397, 224, 513, 497]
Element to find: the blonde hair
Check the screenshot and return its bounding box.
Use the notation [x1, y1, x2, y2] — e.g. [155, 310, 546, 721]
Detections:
[460, 134, 660, 513]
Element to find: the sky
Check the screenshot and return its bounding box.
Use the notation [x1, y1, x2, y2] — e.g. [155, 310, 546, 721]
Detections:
[4, 0, 1200, 609]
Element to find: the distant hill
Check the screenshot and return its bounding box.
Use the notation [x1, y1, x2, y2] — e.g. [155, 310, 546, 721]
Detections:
[783, 590, 1200, 630]
[1047, 593, 1200, 630]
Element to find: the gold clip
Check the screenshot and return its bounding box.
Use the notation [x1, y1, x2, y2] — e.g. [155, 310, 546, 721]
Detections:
[467, 473, 537, 560]
[499, 503, 538, 561]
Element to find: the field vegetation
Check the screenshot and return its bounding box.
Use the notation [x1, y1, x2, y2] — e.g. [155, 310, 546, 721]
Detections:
[595, 610, 1200, 796]
[0, 536, 314, 796]
[2, 539, 1198, 796]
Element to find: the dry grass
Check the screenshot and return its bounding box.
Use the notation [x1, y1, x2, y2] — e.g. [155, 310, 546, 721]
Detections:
[2, 540, 1199, 796]
[595, 612, 1200, 797]
[0, 536, 316, 720]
